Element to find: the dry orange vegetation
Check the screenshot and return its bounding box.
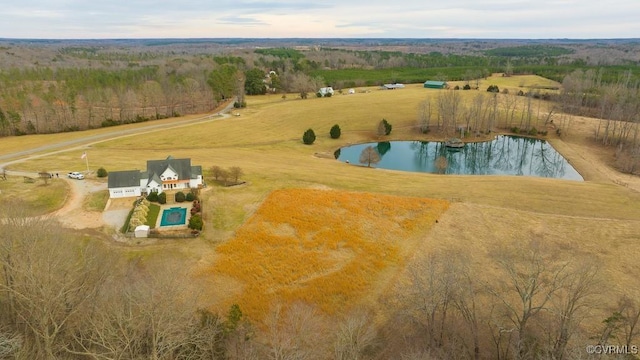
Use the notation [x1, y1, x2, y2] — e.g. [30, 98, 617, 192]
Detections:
[210, 188, 449, 321]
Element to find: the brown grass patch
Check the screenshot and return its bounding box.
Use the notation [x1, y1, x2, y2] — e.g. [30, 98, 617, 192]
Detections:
[208, 188, 449, 321]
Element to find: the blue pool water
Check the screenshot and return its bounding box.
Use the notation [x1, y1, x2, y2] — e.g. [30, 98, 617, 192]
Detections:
[160, 207, 187, 227]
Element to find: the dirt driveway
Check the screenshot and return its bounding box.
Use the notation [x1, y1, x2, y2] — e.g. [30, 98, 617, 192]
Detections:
[52, 177, 109, 229]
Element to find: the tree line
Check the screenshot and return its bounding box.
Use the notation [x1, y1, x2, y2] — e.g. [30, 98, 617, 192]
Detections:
[379, 237, 640, 360]
[0, 60, 217, 136]
[558, 69, 640, 174]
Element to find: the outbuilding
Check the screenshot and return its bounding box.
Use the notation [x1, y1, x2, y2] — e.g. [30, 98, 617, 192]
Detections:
[134, 225, 150, 238]
[382, 83, 405, 90]
[424, 80, 448, 89]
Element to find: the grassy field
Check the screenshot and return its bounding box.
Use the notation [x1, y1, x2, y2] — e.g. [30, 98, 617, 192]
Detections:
[3, 74, 640, 326]
[83, 189, 109, 212]
[0, 177, 69, 215]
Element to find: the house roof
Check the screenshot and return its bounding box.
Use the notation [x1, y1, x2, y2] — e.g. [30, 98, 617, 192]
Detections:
[190, 166, 202, 178]
[108, 170, 141, 188]
[424, 80, 447, 86]
[146, 157, 193, 181]
[147, 172, 162, 186]
[382, 83, 405, 89]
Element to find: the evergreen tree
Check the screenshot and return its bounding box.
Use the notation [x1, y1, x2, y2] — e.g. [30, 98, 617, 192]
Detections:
[330, 124, 341, 139]
[303, 129, 316, 145]
[244, 68, 267, 95]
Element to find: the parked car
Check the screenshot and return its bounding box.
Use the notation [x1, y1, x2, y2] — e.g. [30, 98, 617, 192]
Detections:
[68, 171, 85, 180]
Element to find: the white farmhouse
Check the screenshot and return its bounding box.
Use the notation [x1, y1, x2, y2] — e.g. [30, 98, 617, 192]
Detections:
[108, 156, 203, 198]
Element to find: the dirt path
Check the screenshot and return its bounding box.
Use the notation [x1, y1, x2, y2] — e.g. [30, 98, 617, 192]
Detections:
[50, 178, 106, 229]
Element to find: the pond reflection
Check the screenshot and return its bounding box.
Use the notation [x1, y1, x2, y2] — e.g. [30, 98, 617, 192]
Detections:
[336, 135, 583, 181]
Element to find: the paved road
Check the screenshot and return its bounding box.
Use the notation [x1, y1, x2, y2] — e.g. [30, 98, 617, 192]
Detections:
[0, 99, 236, 170]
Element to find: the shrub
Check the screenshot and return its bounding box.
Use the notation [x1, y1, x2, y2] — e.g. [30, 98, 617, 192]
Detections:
[316, 92, 322, 98]
[101, 119, 120, 127]
[175, 191, 186, 203]
[463, 84, 471, 90]
[511, 127, 520, 134]
[96, 167, 108, 178]
[192, 200, 201, 213]
[324, 92, 332, 98]
[188, 214, 203, 231]
[330, 124, 341, 139]
[186, 192, 195, 202]
[147, 192, 158, 202]
[382, 119, 392, 135]
[528, 127, 538, 136]
[487, 85, 500, 93]
[302, 129, 316, 145]
[158, 192, 167, 205]
[233, 101, 246, 108]
[454, 85, 460, 90]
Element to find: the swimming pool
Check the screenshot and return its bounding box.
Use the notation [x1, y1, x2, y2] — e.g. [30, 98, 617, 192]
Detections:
[160, 207, 187, 227]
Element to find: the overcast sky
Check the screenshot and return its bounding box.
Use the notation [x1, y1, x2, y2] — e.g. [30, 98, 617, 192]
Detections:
[2, 0, 639, 39]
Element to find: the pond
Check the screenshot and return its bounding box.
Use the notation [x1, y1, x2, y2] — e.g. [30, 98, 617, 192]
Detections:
[335, 135, 583, 181]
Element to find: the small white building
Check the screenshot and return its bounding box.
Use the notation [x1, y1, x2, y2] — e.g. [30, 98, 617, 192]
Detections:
[108, 156, 203, 198]
[318, 87, 334, 97]
[382, 83, 405, 90]
[134, 225, 150, 238]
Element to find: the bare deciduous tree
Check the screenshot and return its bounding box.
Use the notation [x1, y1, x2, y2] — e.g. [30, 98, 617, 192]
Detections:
[333, 309, 377, 360]
[211, 165, 223, 180]
[0, 205, 111, 359]
[266, 302, 329, 360]
[359, 146, 381, 168]
[230, 166, 244, 184]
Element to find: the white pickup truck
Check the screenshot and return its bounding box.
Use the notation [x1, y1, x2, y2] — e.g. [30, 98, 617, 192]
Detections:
[67, 171, 85, 180]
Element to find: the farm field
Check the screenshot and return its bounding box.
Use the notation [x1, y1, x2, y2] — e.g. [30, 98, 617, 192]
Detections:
[2, 74, 640, 333]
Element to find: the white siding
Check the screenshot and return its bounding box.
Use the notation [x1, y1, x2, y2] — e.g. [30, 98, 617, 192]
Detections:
[109, 187, 141, 198]
[160, 167, 178, 180]
[189, 176, 203, 188]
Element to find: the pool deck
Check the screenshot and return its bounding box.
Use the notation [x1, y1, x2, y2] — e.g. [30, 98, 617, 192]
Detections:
[155, 203, 193, 229]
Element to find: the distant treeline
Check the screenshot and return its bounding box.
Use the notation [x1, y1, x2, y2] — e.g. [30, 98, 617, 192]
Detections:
[0, 42, 639, 137]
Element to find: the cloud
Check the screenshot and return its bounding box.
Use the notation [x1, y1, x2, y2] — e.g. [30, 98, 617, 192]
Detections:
[0, 0, 638, 39]
[217, 16, 266, 26]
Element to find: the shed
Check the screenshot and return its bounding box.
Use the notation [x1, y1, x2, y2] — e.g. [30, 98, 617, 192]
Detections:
[382, 83, 405, 90]
[134, 225, 150, 238]
[424, 80, 447, 89]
